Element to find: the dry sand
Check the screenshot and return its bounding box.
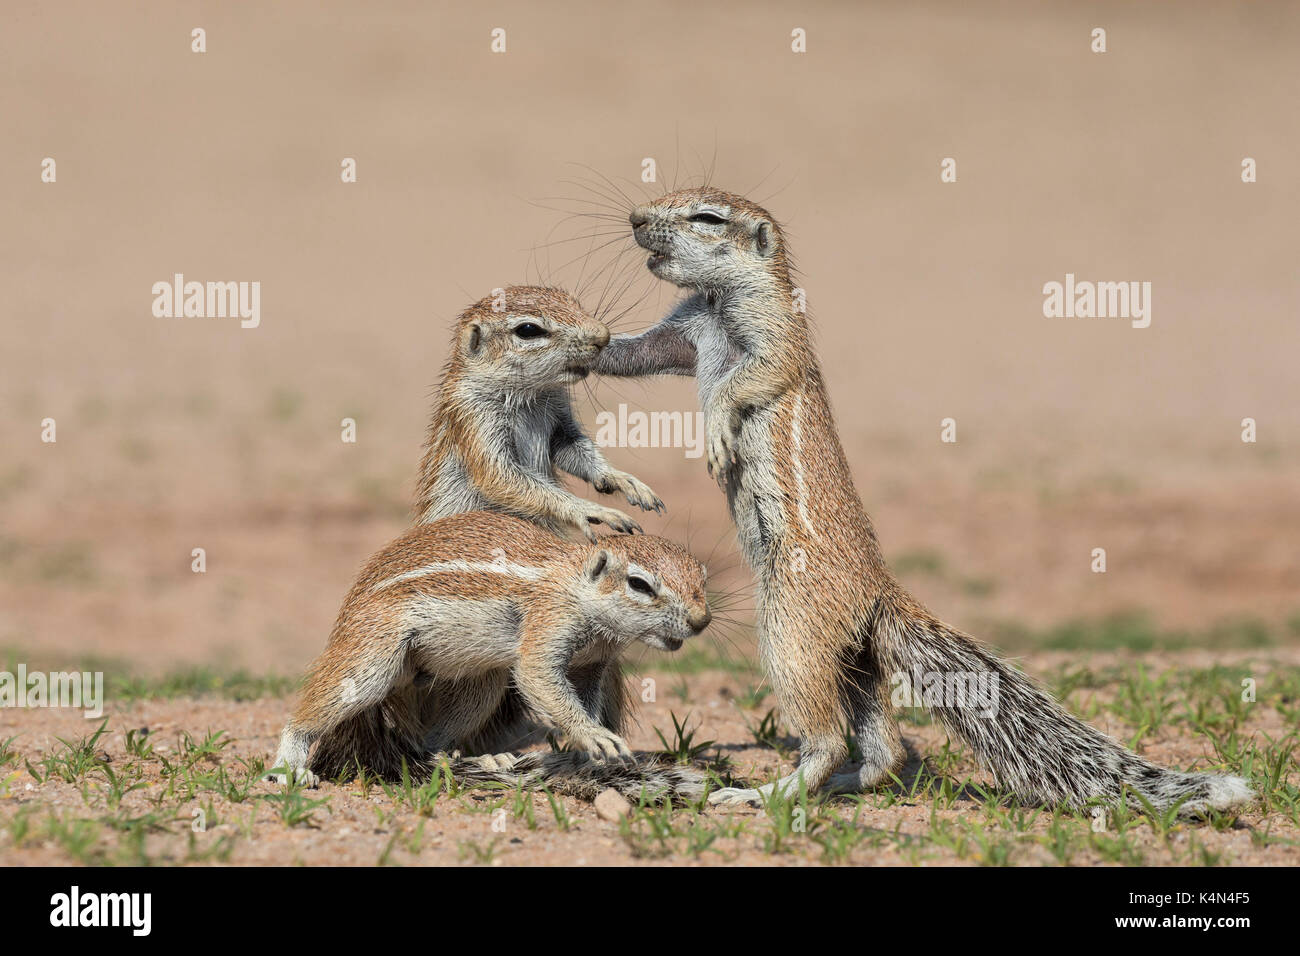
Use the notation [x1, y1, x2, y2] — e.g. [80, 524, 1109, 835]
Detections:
[2, 651, 1296, 867]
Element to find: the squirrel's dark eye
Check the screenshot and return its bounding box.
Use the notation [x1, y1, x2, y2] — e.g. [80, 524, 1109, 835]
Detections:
[688, 212, 727, 225]
[628, 576, 656, 597]
[513, 323, 548, 340]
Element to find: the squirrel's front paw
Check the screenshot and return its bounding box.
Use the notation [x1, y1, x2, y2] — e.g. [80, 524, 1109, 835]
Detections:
[705, 415, 739, 482]
[568, 727, 633, 760]
[577, 504, 642, 540]
[599, 472, 665, 514]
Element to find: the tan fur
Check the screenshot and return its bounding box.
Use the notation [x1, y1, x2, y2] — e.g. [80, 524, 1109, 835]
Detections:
[269, 511, 710, 787]
[413, 285, 663, 540]
[595, 186, 1253, 815]
[401, 284, 672, 785]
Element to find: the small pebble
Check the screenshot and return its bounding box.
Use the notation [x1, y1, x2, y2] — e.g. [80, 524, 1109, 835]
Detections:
[594, 788, 631, 822]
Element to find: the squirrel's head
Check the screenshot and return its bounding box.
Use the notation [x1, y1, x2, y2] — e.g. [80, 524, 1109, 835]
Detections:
[453, 285, 610, 395]
[629, 187, 788, 292]
[577, 535, 711, 652]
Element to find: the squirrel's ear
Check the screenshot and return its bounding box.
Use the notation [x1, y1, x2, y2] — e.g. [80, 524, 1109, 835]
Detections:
[460, 322, 483, 356]
[753, 220, 775, 258]
[584, 549, 611, 581]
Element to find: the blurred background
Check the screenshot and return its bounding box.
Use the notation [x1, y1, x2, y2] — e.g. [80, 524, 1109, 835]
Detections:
[2, 0, 1297, 676]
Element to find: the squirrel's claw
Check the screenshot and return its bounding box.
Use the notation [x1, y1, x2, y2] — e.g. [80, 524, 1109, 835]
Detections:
[597, 471, 665, 515]
[570, 727, 633, 760]
[266, 765, 320, 789]
[622, 476, 665, 514]
[707, 786, 763, 807]
[582, 505, 641, 537]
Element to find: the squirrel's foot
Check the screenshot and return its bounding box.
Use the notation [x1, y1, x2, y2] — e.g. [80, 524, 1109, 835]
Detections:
[568, 727, 633, 760]
[597, 472, 665, 514]
[709, 772, 805, 808]
[466, 752, 519, 772]
[266, 765, 320, 788]
[707, 786, 763, 807]
[577, 504, 642, 541]
[826, 755, 899, 795]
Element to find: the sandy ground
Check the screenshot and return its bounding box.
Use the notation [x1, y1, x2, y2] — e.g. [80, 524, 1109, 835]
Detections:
[3, 1, 1299, 675]
[1, 2, 1298, 865]
[2, 650, 1296, 866]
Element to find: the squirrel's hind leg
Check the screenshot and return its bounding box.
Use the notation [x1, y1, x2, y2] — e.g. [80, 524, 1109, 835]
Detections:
[710, 596, 852, 806]
[709, 732, 848, 807]
[827, 648, 905, 794]
[268, 637, 411, 787]
[269, 727, 319, 787]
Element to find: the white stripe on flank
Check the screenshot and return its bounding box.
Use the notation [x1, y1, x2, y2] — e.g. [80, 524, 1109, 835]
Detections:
[370, 560, 545, 593]
[790, 387, 815, 537]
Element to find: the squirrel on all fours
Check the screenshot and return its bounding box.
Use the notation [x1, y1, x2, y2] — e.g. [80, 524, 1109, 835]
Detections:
[269, 510, 711, 799]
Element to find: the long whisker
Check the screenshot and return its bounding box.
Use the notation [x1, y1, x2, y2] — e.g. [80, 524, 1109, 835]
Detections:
[562, 174, 637, 219]
[569, 163, 642, 213]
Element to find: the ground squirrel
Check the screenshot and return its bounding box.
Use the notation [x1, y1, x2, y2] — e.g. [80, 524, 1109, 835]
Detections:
[270, 511, 712, 797]
[414, 285, 663, 541]
[593, 186, 1252, 815]
[408, 284, 668, 765]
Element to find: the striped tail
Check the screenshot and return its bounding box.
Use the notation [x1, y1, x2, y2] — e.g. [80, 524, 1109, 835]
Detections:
[427, 751, 706, 803]
[879, 611, 1253, 815]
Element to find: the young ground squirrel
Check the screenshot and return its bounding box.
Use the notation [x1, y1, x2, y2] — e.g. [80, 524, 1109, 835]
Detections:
[408, 284, 668, 764]
[270, 511, 712, 793]
[594, 186, 1252, 815]
[414, 285, 663, 541]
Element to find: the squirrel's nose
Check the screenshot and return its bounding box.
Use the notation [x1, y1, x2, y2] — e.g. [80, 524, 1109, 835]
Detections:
[629, 209, 649, 230]
[590, 324, 610, 348]
[687, 608, 712, 634]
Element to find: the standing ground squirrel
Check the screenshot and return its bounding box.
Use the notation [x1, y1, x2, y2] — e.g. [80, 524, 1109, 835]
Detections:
[414, 285, 663, 540]
[594, 186, 1252, 815]
[270, 511, 712, 795]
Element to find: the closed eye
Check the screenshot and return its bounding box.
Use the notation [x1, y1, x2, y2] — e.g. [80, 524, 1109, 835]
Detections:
[627, 576, 656, 597]
[688, 212, 727, 225]
[513, 322, 548, 340]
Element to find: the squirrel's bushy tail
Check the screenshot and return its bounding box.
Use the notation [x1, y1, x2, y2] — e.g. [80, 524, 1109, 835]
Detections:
[420, 751, 706, 803]
[877, 609, 1253, 816]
